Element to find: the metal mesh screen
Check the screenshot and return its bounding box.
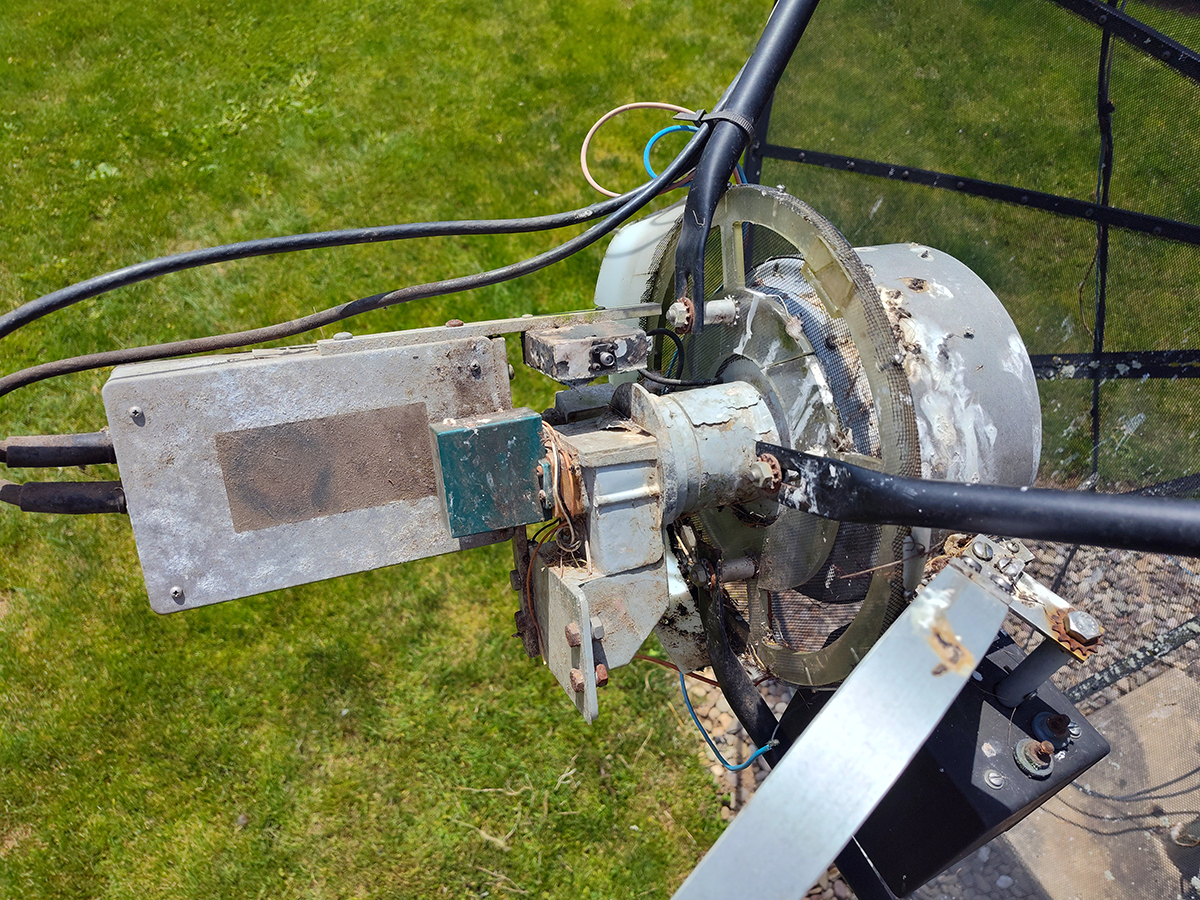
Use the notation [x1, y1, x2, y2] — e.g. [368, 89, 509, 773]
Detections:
[748, 0, 1200, 895]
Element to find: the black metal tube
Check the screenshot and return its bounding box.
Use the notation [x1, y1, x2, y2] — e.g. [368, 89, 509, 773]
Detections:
[0, 480, 126, 514]
[761, 443, 1200, 557]
[694, 581, 783, 768]
[2, 432, 116, 467]
[674, 0, 821, 333]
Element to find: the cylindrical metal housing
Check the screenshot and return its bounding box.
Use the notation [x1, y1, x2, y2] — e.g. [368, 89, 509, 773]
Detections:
[627, 381, 779, 523]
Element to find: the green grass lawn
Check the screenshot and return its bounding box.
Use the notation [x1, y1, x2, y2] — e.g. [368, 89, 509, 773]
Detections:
[0, 1, 768, 896]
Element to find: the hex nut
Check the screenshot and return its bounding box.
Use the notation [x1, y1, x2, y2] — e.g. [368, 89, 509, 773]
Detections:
[564, 622, 583, 648]
[569, 668, 586, 693]
[1065, 609, 1103, 645]
[590, 616, 605, 641]
[595, 663, 609, 687]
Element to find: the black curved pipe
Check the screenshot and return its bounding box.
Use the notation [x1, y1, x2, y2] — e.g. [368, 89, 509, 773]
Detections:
[675, 0, 821, 333]
[762, 443, 1200, 557]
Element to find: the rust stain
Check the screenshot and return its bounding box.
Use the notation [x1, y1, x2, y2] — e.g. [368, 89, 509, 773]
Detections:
[928, 614, 975, 677]
[901, 277, 928, 292]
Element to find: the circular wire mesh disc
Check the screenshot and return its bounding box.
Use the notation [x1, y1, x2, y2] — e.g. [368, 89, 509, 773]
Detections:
[644, 186, 919, 685]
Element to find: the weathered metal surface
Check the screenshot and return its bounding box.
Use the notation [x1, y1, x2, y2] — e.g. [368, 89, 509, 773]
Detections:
[523, 321, 651, 385]
[653, 539, 710, 673]
[103, 335, 512, 613]
[533, 553, 670, 721]
[627, 381, 779, 523]
[856, 242, 1042, 487]
[671, 558, 1011, 900]
[430, 407, 544, 538]
[312, 303, 660, 356]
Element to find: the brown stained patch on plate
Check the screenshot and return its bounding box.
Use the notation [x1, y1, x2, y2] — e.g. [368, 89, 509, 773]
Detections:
[215, 403, 436, 533]
[900, 277, 928, 292]
[928, 614, 975, 676]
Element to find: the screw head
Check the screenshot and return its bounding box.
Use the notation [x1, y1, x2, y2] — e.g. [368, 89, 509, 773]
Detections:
[596, 350, 616, 368]
[984, 769, 1006, 789]
[1067, 721, 1082, 739]
[469, 361, 482, 377]
[569, 668, 586, 693]
[962, 557, 983, 573]
[1065, 609, 1103, 645]
[991, 575, 1016, 593]
[332, 331, 353, 341]
[128, 406, 143, 421]
[564, 622, 582, 648]
[971, 539, 994, 561]
[594, 663, 609, 687]
[169, 586, 184, 603]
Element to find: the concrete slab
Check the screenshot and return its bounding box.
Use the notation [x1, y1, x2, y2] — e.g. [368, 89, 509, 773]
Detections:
[1000, 666, 1200, 900]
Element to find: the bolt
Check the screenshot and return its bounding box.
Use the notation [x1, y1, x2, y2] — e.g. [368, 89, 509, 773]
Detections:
[1067, 720, 1082, 739]
[984, 769, 1006, 790]
[169, 586, 184, 603]
[971, 539, 994, 561]
[565, 622, 582, 647]
[963, 557, 983, 573]
[1032, 711, 1071, 744]
[1006, 540, 1021, 553]
[991, 575, 1015, 593]
[128, 406, 143, 421]
[469, 361, 482, 377]
[596, 350, 616, 368]
[1014, 738, 1055, 779]
[595, 663, 609, 687]
[332, 331, 353, 341]
[748, 460, 775, 488]
[998, 557, 1023, 577]
[590, 617, 605, 641]
[569, 668, 586, 693]
[689, 560, 713, 588]
[1065, 609, 1103, 645]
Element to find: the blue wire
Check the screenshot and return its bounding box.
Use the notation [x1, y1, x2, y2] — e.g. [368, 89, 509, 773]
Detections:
[643, 124, 749, 185]
[644, 125, 696, 179]
[679, 670, 775, 772]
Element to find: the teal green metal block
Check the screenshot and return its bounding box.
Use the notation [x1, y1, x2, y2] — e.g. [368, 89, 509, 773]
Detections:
[430, 407, 545, 538]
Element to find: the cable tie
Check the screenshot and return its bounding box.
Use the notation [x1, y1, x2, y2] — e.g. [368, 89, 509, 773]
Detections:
[672, 108, 756, 144]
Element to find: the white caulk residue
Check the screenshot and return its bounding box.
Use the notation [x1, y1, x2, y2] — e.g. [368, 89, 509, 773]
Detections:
[733, 293, 761, 357]
[925, 279, 954, 301]
[901, 315, 998, 483]
[1001, 333, 1030, 379]
[788, 360, 837, 447]
[910, 583, 955, 634]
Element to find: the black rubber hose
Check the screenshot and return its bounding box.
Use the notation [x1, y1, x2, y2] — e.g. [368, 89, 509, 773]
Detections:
[674, 0, 821, 333]
[0, 480, 126, 514]
[762, 443, 1200, 557]
[695, 580, 784, 768]
[0, 199, 639, 340]
[0, 126, 710, 400]
[2, 432, 115, 467]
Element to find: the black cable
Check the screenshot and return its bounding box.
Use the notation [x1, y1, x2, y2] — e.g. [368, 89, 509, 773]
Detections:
[764, 442, 1200, 557]
[0, 199, 642, 341]
[675, 0, 821, 333]
[0, 127, 711, 400]
[645, 327, 685, 378]
[638, 370, 715, 389]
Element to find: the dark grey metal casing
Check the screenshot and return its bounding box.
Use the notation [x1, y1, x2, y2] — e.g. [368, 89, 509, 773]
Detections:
[102, 335, 513, 613]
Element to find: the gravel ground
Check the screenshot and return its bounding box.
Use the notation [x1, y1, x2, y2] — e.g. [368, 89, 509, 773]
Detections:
[681, 539, 1200, 899]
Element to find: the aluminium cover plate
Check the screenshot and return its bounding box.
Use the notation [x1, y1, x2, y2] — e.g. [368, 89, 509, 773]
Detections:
[103, 335, 513, 612]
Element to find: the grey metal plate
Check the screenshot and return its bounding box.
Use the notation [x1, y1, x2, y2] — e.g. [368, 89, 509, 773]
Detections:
[103, 335, 512, 612]
[671, 559, 1011, 900]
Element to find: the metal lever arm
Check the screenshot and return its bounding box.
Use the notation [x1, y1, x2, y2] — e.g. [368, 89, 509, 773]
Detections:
[759, 442, 1200, 556]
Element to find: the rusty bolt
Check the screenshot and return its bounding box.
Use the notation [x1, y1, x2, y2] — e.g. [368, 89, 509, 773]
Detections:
[569, 668, 586, 693]
[971, 539, 993, 561]
[1045, 714, 1070, 738]
[1014, 738, 1055, 779]
[1065, 609, 1103, 645]
[565, 622, 582, 647]
[595, 663, 609, 687]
